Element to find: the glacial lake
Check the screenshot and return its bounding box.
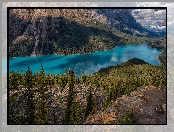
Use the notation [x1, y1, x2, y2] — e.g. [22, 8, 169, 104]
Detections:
[4, 44, 162, 76]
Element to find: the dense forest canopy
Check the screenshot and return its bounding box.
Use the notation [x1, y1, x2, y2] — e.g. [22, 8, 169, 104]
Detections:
[9, 58, 166, 124]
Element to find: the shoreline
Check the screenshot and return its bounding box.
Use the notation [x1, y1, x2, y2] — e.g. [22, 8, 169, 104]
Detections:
[9, 43, 165, 65]
[8, 44, 164, 75]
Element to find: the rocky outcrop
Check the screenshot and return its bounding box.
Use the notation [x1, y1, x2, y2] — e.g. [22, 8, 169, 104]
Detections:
[84, 85, 166, 124]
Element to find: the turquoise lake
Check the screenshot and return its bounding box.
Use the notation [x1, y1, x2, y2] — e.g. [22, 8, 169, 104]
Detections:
[3, 44, 162, 76]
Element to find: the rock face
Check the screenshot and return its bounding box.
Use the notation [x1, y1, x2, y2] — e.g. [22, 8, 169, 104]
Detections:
[9, 13, 29, 45]
[84, 85, 166, 124]
[8, 9, 160, 57]
[95, 9, 149, 36]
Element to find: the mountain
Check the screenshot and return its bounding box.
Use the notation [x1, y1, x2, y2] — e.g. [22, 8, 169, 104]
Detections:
[8, 9, 166, 59]
[131, 9, 166, 37]
[95, 9, 162, 37]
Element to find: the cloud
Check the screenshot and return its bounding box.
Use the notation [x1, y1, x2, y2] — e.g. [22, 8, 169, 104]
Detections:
[154, 10, 166, 15]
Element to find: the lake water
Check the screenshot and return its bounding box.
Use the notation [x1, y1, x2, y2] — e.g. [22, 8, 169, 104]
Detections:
[3, 44, 162, 76]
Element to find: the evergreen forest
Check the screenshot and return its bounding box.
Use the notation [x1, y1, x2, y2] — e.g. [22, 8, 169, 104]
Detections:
[9, 58, 166, 124]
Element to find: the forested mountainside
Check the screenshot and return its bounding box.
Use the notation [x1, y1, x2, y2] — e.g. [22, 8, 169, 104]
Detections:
[9, 9, 166, 65]
[9, 58, 166, 124]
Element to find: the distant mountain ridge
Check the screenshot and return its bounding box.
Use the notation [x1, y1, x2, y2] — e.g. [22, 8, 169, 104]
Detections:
[95, 9, 162, 37]
[131, 9, 166, 37]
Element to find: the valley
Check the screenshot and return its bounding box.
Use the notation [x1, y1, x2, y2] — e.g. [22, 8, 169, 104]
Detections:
[8, 8, 166, 125]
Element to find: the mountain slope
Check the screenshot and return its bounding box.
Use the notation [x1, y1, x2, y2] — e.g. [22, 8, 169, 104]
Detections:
[9, 58, 166, 124]
[9, 9, 166, 60]
[95, 9, 161, 37]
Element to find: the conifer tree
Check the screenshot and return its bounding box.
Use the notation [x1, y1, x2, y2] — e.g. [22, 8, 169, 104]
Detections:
[16, 70, 21, 86]
[33, 71, 39, 87]
[9, 71, 16, 90]
[35, 64, 49, 124]
[69, 100, 82, 124]
[21, 70, 26, 86]
[85, 86, 94, 117]
[63, 70, 76, 124]
[25, 66, 35, 124]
